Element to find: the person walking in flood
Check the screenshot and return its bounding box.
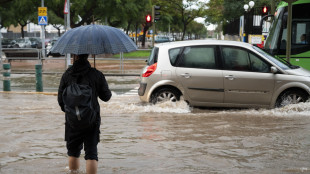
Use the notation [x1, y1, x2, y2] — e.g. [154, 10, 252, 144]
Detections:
[58, 54, 112, 174]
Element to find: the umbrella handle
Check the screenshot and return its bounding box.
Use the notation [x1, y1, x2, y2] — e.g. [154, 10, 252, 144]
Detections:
[93, 54, 96, 68]
[73, 54, 77, 62]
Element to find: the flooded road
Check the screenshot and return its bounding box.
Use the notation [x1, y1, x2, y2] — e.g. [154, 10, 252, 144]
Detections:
[1, 90, 310, 173]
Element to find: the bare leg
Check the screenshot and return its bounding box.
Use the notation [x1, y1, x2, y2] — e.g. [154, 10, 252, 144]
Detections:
[68, 156, 80, 171]
[86, 160, 98, 174]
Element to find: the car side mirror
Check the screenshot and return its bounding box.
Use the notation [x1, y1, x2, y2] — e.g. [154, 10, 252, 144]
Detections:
[271, 66, 278, 73]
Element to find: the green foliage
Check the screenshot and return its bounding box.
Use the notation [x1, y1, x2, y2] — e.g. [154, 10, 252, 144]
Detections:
[0, 0, 207, 39]
[113, 50, 151, 58]
[153, 0, 206, 40]
[187, 21, 207, 37]
[0, 0, 39, 37]
[205, 0, 281, 25]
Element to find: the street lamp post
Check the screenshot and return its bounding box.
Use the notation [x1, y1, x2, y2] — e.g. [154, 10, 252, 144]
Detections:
[41, 0, 45, 59]
[243, 1, 255, 42]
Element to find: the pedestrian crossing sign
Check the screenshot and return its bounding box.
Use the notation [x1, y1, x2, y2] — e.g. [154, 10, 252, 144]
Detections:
[38, 16, 48, 25]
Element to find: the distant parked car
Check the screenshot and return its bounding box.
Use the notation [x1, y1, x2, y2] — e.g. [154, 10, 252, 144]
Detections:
[46, 38, 63, 57]
[1, 38, 16, 48]
[28, 37, 43, 49]
[138, 40, 310, 108]
[13, 38, 32, 48]
[155, 36, 170, 43]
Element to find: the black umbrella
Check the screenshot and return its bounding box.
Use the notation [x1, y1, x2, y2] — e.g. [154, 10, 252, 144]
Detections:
[51, 24, 138, 67]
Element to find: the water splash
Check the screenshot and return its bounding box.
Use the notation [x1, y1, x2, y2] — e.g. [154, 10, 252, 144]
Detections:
[65, 166, 86, 174]
[217, 102, 310, 118]
[101, 94, 191, 114]
[101, 94, 310, 116]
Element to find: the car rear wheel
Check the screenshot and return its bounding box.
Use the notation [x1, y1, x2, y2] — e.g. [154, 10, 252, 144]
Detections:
[275, 89, 308, 108]
[151, 88, 180, 104]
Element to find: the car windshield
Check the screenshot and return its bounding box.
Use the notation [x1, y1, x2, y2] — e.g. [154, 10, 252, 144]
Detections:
[253, 46, 298, 70]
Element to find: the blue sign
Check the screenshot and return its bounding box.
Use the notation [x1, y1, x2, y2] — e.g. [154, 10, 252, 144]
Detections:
[38, 16, 48, 25]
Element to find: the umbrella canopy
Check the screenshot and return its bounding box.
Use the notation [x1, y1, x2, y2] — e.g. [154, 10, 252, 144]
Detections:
[51, 24, 137, 55]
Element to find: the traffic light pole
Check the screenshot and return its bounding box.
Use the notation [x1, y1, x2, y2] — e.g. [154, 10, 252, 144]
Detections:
[41, 0, 45, 60]
[66, 0, 71, 68]
[0, 17, 2, 67]
[152, 5, 155, 48]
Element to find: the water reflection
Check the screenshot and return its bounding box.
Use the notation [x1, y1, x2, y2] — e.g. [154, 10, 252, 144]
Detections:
[0, 93, 310, 173]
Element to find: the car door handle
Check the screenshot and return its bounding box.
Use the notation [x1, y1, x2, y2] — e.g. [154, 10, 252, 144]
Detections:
[225, 75, 235, 80]
[180, 73, 191, 78]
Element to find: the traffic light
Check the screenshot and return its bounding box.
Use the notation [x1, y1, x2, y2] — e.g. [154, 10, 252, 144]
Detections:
[146, 14, 152, 23]
[152, 5, 160, 23]
[146, 14, 152, 27]
[262, 6, 269, 15]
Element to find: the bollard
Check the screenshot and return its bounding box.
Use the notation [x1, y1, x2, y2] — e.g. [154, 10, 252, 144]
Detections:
[35, 64, 43, 92]
[3, 64, 11, 91]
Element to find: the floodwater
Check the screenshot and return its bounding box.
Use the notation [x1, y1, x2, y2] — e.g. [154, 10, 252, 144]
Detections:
[1, 74, 310, 173]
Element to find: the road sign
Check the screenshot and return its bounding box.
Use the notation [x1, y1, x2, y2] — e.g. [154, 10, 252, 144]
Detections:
[64, 0, 68, 14]
[38, 16, 48, 25]
[38, 7, 47, 16]
[249, 35, 263, 44]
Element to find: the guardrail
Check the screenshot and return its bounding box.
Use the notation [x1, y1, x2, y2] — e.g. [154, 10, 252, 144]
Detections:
[2, 48, 42, 64]
[0, 48, 151, 75]
[1, 48, 44, 92]
[0, 48, 151, 92]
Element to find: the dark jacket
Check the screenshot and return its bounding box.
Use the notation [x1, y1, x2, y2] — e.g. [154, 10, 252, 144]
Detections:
[58, 58, 112, 124]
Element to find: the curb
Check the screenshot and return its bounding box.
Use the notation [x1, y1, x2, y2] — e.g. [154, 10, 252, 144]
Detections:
[0, 91, 58, 96]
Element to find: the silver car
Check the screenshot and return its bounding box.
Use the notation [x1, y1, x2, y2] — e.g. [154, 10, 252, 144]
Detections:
[138, 40, 310, 108]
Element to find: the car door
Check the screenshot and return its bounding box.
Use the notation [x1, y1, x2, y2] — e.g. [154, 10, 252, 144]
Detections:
[221, 46, 275, 106]
[175, 46, 224, 104]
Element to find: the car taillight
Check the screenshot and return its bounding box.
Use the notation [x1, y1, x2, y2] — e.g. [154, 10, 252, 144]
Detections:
[142, 63, 157, 77]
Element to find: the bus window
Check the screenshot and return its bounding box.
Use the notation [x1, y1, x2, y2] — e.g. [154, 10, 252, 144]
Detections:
[292, 22, 310, 45]
[280, 27, 287, 49]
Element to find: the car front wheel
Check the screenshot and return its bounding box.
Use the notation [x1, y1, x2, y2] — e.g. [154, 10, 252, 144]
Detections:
[151, 88, 180, 104]
[275, 90, 308, 107]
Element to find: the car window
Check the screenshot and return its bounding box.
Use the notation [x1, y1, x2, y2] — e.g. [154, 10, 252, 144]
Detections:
[169, 47, 182, 66]
[147, 47, 159, 65]
[179, 46, 216, 69]
[249, 53, 270, 73]
[222, 47, 250, 71]
[253, 46, 291, 70]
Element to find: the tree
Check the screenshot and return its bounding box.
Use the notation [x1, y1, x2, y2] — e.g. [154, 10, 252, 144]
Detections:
[4, 0, 39, 38]
[48, 11, 64, 37]
[205, 0, 281, 25]
[0, 0, 14, 4]
[153, 0, 205, 40]
[204, 0, 224, 25]
[0, 1, 14, 29]
[187, 21, 207, 39]
[46, 0, 105, 28]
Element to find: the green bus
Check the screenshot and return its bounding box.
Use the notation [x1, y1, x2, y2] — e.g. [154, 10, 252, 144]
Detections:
[264, 0, 310, 69]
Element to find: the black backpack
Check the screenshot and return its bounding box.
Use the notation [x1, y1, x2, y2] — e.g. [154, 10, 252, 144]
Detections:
[62, 74, 97, 130]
